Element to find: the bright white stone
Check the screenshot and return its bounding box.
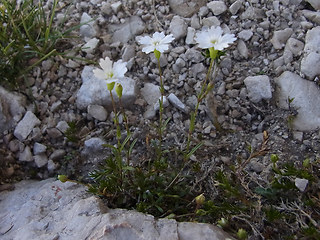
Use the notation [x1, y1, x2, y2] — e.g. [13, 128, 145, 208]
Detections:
[169, 16, 187, 40]
[295, 178, 308, 192]
[207, 1, 227, 15]
[14, 111, 41, 141]
[76, 66, 137, 110]
[244, 75, 272, 103]
[275, 71, 320, 131]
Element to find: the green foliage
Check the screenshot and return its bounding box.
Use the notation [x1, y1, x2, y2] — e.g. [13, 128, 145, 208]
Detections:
[0, 0, 79, 88]
[64, 121, 80, 143]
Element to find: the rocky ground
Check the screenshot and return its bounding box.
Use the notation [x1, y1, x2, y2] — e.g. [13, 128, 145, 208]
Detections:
[1, 0, 320, 238]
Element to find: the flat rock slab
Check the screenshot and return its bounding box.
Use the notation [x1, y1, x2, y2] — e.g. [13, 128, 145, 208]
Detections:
[275, 71, 320, 131]
[0, 179, 234, 240]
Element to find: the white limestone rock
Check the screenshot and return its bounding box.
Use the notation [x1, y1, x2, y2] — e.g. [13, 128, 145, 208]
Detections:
[168, 0, 206, 17]
[244, 75, 272, 103]
[0, 179, 234, 240]
[14, 111, 41, 141]
[295, 178, 309, 192]
[33, 142, 47, 155]
[80, 13, 96, 40]
[270, 28, 293, 49]
[207, 1, 227, 15]
[87, 105, 108, 121]
[110, 16, 145, 44]
[168, 93, 187, 113]
[304, 26, 320, 54]
[285, 38, 304, 56]
[302, 10, 320, 25]
[275, 71, 320, 131]
[141, 83, 161, 105]
[301, 52, 320, 80]
[18, 146, 33, 162]
[76, 66, 137, 111]
[306, 0, 320, 10]
[170, 16, 188, 40]
[0, 86, 26, 134]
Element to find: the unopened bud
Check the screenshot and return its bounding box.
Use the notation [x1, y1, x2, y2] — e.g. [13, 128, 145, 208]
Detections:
[217, 217, 228, 228]
[270, 154, 279, 164]
[58, 175, 68, 183]
[195, 193, 205, 206]
[154, 49, 161, 60]
[237, 228, 248, 240]
[107, 82, 115, 91]
[115, 83, 123, 98]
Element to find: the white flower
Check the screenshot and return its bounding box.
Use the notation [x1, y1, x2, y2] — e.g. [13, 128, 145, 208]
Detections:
[137, 32, 175, 54]
[195, 26, 236, 51]
[93, 57, 127, 83]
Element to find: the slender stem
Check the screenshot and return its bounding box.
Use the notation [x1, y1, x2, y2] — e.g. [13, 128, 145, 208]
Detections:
[109, 90, 120, 147]
[157, 56, 164, 144]
[185, 58, 215, 157]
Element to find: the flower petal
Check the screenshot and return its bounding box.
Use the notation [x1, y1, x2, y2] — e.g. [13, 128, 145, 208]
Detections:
[99, 57, 113, 73]
[156, 44, 169, 53]
[113, 60, 127, 78]
[137, 35, 152, 45]
[161, 34, 175, 44]
[142, 45, 155, 54]
[93, 68, 107, 80]
[153, 32, 165, 42]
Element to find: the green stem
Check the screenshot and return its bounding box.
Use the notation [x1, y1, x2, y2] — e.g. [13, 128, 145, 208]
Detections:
[185, 58, 215, 157]
[109, 90, 121, 147]
[156, 51, 164, 144]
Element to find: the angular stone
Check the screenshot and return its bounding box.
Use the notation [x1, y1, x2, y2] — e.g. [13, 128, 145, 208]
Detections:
[270, 28, 293, 49]
[110, 16, 145, 44]
[229, 0, 243, 15]
[76, 66, 137, 110]
[238, 30, 253, 41]
[301, 52, 320, 80]
[185, 27, 196, 45]
[18, 146, 33, 162]
[306, 0, 320, 10]
[87, 105, 108, 121]
[275, 71, 320, 131]
[140, 83, 161, 105]
[244, 75, 272, 103]
[237, 40, 249, 59]
[207, 1, 227, 15]
[185, 49, 204, 63]
[168, 0, 206, 17]
[49, 150, 66, 161]
[14, 111, 41, 141]
[169, 16, 187, 40]
[80, 13, 96, 40]
[33, 142, 47, 155]
[302, 10, 320, 25]
[56, 121, 69, 133]
[168, 93, 187, 112]
[34, 154, 48, 168]
[0, 86, 26, 134]
[304, 26, 320, 54]
[82, 137, 106, 155]
[82, 38, 99, 54]
[295, 178, 308, 192]
[285, 38, 304, 56]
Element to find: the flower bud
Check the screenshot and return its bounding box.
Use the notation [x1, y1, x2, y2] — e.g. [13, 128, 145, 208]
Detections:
[115, 83, 123, 98]
[195, 193, 205, 206]
[107, 82, 115, 91]
[237, 228, 248, 240]
[270, 154, 279, 164]
[58, 175, 68, 183]
[217, 218, 228, 228]
[154, 49, 161, 60]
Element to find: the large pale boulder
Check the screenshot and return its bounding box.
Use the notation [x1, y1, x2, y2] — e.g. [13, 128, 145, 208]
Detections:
[275, 71, 320, 131]
[0, 179, 234, 240]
